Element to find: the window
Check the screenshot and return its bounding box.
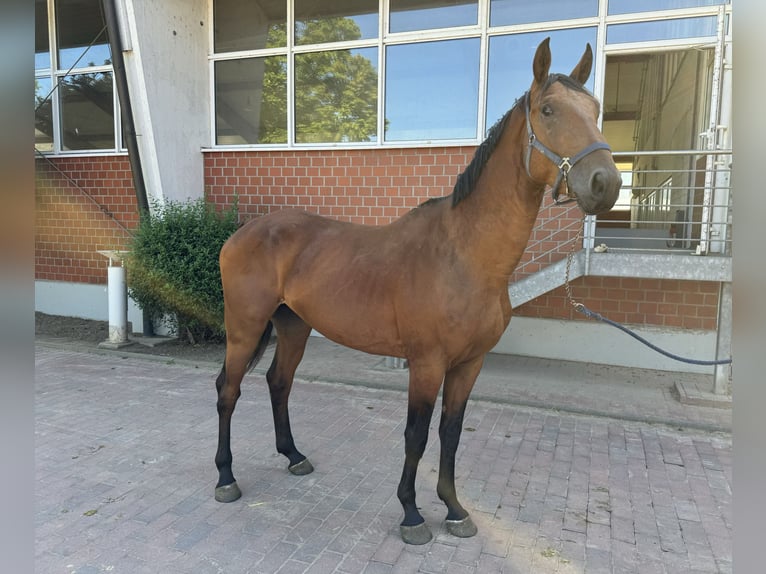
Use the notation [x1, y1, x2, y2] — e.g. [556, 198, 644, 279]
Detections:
[209, 0, 729, 149]
[486, 28, 597, 128]
[389, 0, 478, 33]
[35, 77, 53, 152]
[59, 72, 115, 151]
[295, 48, 378, 143]
[490, 0, 597, 26]
[294, 0, 378, 45]
[35, 0, 121, 154]
[607, 16, 718, 44]
[607, 0, 728, 16]
[215, 57, 287, 145]
[385, 39, 480, 141]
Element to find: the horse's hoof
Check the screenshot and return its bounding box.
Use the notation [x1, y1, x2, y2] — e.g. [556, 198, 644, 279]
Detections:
[288, 458, 314, 476]
[214, 481, 242, 503]
[445, 516, 478, 538]
[400, 522, 433, 545]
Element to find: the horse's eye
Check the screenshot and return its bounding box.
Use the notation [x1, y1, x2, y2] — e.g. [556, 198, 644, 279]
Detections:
[541, 104, 554, 117]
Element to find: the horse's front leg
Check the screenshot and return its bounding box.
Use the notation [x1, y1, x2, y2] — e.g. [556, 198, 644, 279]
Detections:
[436, 356, 484, 538]
[397, 362, 443, 545]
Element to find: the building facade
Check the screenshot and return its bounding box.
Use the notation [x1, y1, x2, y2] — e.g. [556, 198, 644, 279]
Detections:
[35, 0, 733, 380]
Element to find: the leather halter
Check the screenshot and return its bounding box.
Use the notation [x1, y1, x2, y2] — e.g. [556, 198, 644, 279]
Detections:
[523, 91, 612, 205]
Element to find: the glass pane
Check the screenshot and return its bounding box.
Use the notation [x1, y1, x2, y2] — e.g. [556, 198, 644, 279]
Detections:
[490, 0, 597, 27]
[607, 16, 717, 44]
[214, 0, 286, 52]
[215, 56, 287, 145]
[295, 48, 378, 144]
[486, 28, 597, 129]
[385, 38, 480, 141]
[295, 0, 378, 45]
[35, 0, 50, 70]
[390, 0, 477, 33]
[59, 72, 115, 150]
[35, 77, 54, 151]
[608, 0, 727, 15]
[56, 0, 111, 70]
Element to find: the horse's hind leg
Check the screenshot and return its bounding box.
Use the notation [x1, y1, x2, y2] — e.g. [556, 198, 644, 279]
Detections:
[214, 317, 274, 503]
[267, 305, 313, 475]
[436, 356, 484, 538]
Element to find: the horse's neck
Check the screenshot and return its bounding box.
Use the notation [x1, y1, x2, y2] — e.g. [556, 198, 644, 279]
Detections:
[450, 113, 545, 281]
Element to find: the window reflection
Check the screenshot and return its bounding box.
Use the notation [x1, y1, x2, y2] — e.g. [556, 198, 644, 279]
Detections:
[385, 38, 480, 141]
[490, 0, 597, 27]
[607, 16, 717, 44]
[35, 0, 50, 70]
[608, 0, 727, 15]
[214, 0, 286, 52]
[35, 77, 54, 151]
[389, 0, 477, 33]
[486, 28, 597, 129]
[59, 72, 115, 150]
[295, 48, 378, 144]
[56, 0, 110, 70]
[294, 0, 378, 45]
[215, 57, 287, 145]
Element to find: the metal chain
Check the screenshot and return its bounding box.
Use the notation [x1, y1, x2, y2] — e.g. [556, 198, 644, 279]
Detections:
[564, 219, 585, 313]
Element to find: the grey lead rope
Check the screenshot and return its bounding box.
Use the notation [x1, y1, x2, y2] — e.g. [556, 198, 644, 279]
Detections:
[564, 227, 732, 366]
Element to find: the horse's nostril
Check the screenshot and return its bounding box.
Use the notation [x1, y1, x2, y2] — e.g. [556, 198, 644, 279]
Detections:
[590, 169, 606, 197]
[590, 168, 621, 198]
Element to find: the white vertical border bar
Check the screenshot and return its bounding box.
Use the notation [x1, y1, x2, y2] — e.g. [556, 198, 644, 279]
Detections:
[207, 0, 216, 148]
[379, 0, 390, 145]
[287, 0, 295, 146]
[476, 0, 490, 139]
[583, 0, 611, 259]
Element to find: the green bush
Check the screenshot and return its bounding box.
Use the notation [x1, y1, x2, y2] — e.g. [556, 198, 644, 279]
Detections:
[126, 197, 239, 343]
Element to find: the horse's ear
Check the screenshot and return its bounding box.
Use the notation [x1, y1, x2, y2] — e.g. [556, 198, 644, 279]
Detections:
[570, 43, 593, 85]
[532, 37, 552, 86]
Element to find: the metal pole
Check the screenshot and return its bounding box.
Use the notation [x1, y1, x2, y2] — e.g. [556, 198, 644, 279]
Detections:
[102, 0, 154, 336]
[713, 281, 732, 395]
[102, 0, 148, 214]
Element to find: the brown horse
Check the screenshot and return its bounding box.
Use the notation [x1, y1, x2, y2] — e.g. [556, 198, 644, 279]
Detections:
[213, 37, 621, 545]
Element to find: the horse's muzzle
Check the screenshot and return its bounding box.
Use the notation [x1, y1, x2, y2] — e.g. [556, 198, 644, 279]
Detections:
[578, 164, 622, 215]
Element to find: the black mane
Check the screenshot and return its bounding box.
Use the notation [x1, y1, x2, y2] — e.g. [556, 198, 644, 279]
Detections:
[451, 105, 515, 207]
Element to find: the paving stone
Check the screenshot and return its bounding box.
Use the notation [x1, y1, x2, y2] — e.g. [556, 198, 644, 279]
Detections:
[35, 345, 732, 574]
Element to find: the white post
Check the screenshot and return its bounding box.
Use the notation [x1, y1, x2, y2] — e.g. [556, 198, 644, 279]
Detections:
[97, 250, 132, 349]
[107, 265, 128, 344]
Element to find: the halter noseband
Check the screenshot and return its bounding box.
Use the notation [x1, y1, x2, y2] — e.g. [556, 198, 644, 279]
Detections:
[523, 91, 612, 205]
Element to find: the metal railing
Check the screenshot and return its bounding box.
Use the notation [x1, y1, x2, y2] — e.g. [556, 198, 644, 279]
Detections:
[591, 149, 732, 256]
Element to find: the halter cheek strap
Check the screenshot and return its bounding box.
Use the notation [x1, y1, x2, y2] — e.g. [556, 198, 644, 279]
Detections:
[523, 92, 612, 205]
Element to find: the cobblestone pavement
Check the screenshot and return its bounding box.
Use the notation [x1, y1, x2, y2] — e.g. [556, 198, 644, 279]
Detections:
[35, 345, 732, 573]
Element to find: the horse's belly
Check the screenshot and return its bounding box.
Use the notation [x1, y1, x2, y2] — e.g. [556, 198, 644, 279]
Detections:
[291, 300, 405, 358]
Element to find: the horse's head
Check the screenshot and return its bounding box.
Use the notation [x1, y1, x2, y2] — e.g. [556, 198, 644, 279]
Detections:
[524, 37, 621, 215]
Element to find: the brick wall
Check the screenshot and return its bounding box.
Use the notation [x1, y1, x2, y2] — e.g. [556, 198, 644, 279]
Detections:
[513, 277, 719, 330]
[35, 156, 138, 284]
[203, 148, 474, 226]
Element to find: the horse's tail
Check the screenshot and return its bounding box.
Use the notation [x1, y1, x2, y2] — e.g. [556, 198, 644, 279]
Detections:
[244, 320, 274, 374]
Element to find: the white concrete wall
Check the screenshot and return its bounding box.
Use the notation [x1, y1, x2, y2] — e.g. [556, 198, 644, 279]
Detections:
[492, 315, 716, 375]
[120, 0, 209, 207]
[36, 280, 145, 334]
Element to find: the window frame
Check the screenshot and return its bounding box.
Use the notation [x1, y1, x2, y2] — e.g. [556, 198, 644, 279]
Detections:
[203, 0, 731, 151]
[35, 0, 125, 157]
